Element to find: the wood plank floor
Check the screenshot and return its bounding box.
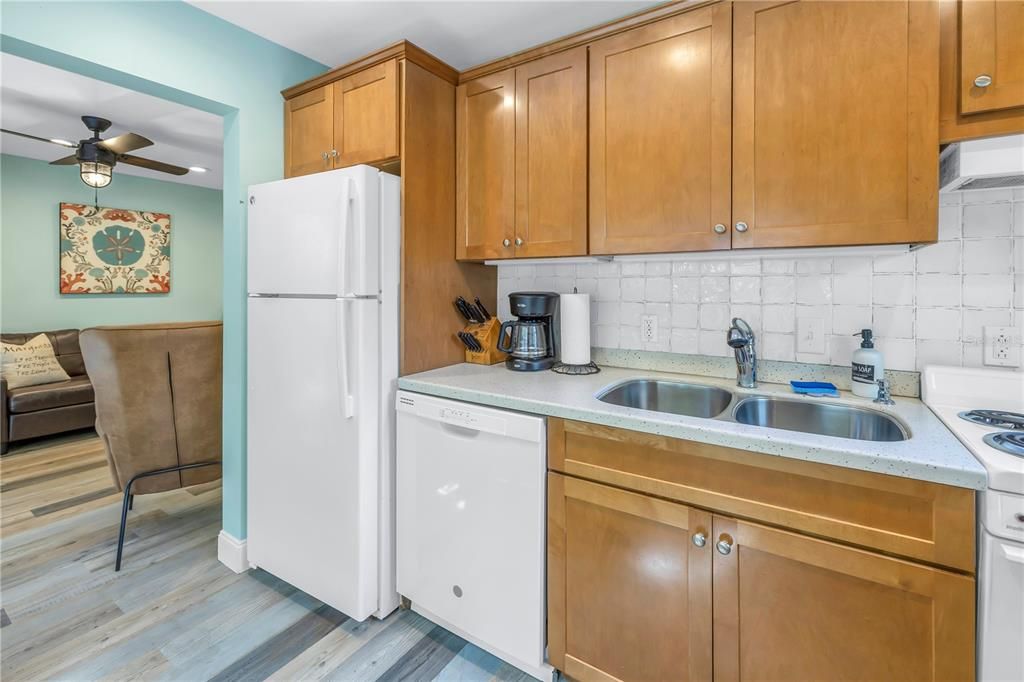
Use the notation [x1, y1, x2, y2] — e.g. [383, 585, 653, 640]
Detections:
[0, 433, 537, 681]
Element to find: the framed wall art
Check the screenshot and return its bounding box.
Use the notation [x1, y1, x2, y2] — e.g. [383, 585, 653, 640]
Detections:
[59, 203, 171, 294]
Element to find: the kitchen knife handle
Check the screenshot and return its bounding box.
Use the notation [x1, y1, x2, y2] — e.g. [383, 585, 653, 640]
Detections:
[474, 297, 491, 320]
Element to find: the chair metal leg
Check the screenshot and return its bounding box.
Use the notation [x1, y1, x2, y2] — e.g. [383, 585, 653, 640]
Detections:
[113, 460, 219, 572]
[115, 482, 134, 572]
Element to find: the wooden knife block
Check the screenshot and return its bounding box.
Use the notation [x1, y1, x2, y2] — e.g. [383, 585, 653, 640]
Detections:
[463, 318, 506, 365]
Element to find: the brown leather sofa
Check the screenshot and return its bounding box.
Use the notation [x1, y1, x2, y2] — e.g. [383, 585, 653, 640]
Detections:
[1, 329, 96, 454]
[80, 321, 223, 570]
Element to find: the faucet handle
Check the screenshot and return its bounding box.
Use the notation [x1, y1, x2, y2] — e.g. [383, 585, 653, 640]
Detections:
[873, 378, 895, 405]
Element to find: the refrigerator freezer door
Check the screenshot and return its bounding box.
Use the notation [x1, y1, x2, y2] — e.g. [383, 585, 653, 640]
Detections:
[247, 295, 381, 620]
[248, 166, 380, 296]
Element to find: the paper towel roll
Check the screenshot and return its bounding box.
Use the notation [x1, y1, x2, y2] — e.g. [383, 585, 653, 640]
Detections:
[560, 293, 591, 365]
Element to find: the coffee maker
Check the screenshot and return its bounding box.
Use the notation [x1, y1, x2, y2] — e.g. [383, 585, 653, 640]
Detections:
[497, 292, 559, 371]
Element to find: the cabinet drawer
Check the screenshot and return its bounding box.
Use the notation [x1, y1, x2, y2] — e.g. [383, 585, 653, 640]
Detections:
[548, 418, 975, 572]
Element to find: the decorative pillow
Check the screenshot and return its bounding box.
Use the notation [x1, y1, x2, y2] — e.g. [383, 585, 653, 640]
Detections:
[1, 334, 72, 389]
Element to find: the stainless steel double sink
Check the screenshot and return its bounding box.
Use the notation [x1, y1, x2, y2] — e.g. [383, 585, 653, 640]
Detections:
[597, 378, 908, 442]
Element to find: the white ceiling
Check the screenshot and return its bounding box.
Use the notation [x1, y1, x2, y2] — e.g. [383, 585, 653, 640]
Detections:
[0, 53, 223, 190]
[186, 0, 656, 71]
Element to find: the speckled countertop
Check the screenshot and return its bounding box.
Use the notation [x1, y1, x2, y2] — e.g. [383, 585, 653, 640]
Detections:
[397, 363, 987, 490]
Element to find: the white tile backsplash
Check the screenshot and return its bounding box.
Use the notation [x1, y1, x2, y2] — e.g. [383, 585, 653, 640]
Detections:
[700, 276, 730, 303]
[496, 191, 1021, 372]
[963, 202, 1012, 238]
[645, 277, 672, 302]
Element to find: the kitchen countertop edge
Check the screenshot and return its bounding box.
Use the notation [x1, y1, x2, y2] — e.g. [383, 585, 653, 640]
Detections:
[397, 363, 988, 491]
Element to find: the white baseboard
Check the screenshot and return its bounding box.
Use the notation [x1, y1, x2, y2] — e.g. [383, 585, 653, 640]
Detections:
[217, 530, 248, 573]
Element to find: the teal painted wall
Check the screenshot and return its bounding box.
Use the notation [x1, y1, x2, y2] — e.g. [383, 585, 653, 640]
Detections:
[0, 1, 327, 539]
[1, 154, 223, 331]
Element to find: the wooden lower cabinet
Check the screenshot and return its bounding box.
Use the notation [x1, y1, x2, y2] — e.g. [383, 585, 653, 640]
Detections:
[548, 469, 976, 681]
[712, 516, 975, 682]
[548, 473, 712, 681]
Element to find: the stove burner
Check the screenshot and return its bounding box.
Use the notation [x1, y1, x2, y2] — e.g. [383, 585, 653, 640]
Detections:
[958, 410, 1024, 430]
[984, 432, 1024, 457]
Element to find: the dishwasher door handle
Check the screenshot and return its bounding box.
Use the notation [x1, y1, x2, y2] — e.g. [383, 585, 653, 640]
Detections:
[438, 421, 483, 439]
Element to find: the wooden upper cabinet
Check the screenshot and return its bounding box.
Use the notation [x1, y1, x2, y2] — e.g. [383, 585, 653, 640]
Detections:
[284, 85, 334, 178]
[712, 515, 975, 682]
[732, 0, 939, 249]
[456, 70, 516, 260]
[548, 473, 712, 682]
[939, 0, 1024, 143]
[960, 0, 1024, 114]
[334, 58, 400, 167]
[514, 48, 588, 258]
[589, 3, 732, 256]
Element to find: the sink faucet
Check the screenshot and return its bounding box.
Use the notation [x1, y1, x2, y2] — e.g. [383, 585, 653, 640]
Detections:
[726, 318, 757, 388]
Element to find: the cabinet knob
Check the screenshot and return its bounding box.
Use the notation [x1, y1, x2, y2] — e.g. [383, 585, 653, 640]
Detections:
[502, 239, 511, 247]
[713, 223, 727, 234]
[321, 152, 329, 161]
[692, 532, 707, 548]
[974, 74, 993, 88]
[716, 536, 733, 555]
[735, 221, 749, 233]
[515, 237, 524, 247]
[330, 149, 339, 158]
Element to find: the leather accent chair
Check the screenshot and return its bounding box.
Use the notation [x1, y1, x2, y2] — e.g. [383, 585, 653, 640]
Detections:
[80, 321, 223, 570]
[1, 329, 96, 454]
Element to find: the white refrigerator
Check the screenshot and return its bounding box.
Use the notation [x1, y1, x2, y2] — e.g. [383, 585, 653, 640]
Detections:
[246, 165, 401, 621]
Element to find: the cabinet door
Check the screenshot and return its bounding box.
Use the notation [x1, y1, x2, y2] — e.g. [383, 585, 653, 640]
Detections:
[733, 1, 939, 248]
[334, 59, 400, 167]
[960, 0, 1024, 114]
[548, 473, 712, 682]
[456, 70, 516, 261]
[284, 86, 334, 178]
[711, 515, 975, 682]
[589, 3, 732, 256]
[514, 48, 588, 258]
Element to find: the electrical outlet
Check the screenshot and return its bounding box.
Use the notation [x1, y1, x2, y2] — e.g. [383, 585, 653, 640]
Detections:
[984, 326, 1020, 368]
[796, 317, 825, 354]
[641, 315, 659, 343]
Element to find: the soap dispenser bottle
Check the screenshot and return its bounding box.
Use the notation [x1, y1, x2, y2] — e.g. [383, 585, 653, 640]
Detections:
[851, 329, 884, 399]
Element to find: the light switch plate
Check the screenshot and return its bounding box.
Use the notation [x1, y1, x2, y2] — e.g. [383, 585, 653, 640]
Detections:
[797, 317, 825, 354]
[984, 326, 1020, 367]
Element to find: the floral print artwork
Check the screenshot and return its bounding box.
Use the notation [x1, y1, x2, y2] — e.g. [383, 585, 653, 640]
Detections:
[59, 203, 171, 294]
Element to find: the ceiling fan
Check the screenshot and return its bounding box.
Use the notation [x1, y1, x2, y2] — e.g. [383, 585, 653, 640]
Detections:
[1, 115, 189, 188]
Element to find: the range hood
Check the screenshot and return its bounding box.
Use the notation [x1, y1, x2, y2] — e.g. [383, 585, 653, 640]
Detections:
[940, 134, 1024, 192]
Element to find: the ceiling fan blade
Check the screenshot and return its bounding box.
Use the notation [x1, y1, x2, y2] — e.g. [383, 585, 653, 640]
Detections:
[1, 128, 78, 148]
[97, 132, 152, 155]
[50, 155, 79, 166]
[118, 154, 189, 176]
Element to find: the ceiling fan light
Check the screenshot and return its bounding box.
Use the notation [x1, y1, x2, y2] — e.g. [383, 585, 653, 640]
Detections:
[80, 161, 112, 188]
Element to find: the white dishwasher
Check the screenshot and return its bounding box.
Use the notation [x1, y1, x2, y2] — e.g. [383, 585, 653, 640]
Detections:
[396, 391, 551, 681]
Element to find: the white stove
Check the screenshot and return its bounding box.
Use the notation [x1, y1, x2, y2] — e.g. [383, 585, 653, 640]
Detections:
[922, 366, 1024, 682]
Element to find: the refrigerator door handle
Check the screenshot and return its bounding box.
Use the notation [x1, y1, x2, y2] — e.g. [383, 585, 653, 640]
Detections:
[336, 178, 353, 297]
[337, 298, 355, 419]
